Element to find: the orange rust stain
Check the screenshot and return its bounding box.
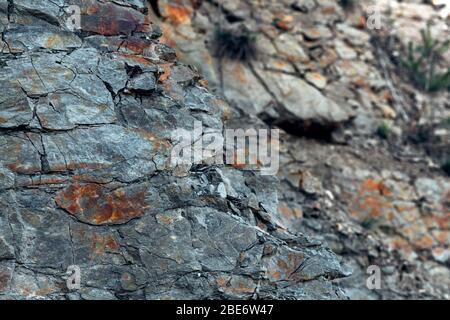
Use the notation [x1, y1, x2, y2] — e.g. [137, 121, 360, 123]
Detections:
[82, 3, 145, 36]
[121, 39, 154, 55]
[359, 179, 392, 197]
[158, 63, 173, 83]
[351, 179, 394, 221]
[113, 52, 154, 66]
[163, 4, 193, 26]
[55, 183, 149, 225]
[198, 78, 209, 88]
[45, 35, 58, 48]
[131, 129, 171, 153]
[86, 4, 100, 15]
[356, 16, 367, 29]
[416, 235, 434, 248]
[159, 25, 178, 49]
[267, 251, 305, 281]
[435, 214, 450, 229]
[7, 163, 41, 175]
[435, 231, 448, 243]
[229, 282, 255, 294]
[91, 233, 119, 257]
[216, 277, 228, 287]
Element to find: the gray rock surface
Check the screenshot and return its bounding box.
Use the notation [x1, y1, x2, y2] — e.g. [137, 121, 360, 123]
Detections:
[151, 0, 450, 300]
[0, 0, 348, 300]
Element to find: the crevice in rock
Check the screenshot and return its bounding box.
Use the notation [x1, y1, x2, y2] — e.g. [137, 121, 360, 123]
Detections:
[149, 0, 162, 18]
[7, 0, 14, 22]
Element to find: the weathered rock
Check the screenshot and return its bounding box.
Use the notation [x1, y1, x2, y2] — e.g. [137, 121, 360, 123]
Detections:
[0, 0, 349, 301]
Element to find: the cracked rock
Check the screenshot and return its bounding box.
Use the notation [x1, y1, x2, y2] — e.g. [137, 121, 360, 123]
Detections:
[0, 0, 348, 300]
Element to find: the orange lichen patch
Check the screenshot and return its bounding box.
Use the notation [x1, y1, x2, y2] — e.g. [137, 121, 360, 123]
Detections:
[0, 116, 6, 124]
[351, 179, 394, 221]
[416, 235, 434, 249]
[266, 251, 306, 281]
[389, 237, 409, 250]
[359, 179, 392, 197]
[434, 231, 449, 244]
[113, 52, 155, 67]
[197, 78, 209, 88]
[158, 63, 173, 83]
[162, 4, 193, 26]
[55, 183, 149, 225]
[273, 15, 293, 31]
[81, 3, 148, 36]
[358, 196, 392, 218]
[355, 15, 367, 29]
[45, 35, 59, 49]
[91, 233, 119, 257]
[435, 214, 450, 229]
[7, 162, 41, 175]
[131, 128, 171, 154]
[119, 39, 155, 56]
[215, 277, 229, 287]
[159, 25, 178, 49]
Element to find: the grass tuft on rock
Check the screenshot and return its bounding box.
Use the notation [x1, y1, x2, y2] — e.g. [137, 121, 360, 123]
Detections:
[211, 27, 258, 62]
[377, 122, 391, 140]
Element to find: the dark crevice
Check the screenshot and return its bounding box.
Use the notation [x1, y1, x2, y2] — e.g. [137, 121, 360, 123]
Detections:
[263, 117, 336, 142]
[149, 0, 162, 18]
[7, 0, 14, 22]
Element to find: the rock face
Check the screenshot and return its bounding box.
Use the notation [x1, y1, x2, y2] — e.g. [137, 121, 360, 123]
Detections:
[151, 0, 450, 300]
[0, 0, 349, 299]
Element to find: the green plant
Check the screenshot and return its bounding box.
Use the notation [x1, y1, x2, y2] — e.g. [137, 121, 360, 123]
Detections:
[401, 22, 450, 92]
[361, 217, 378, 230]
[442, 159, 450, 176]
[377, 122, 391, 140]
[212, 27, 258, 62]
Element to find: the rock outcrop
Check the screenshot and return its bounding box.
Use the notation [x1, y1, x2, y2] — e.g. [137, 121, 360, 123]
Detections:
[151, 0, 450, 299]
[0, 0, 349, 300]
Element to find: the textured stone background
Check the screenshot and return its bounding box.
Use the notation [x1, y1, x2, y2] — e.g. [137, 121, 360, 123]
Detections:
[150, 0, 449, 299]
[0, 0, 449, 300]
[0, 0, 351, 300]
